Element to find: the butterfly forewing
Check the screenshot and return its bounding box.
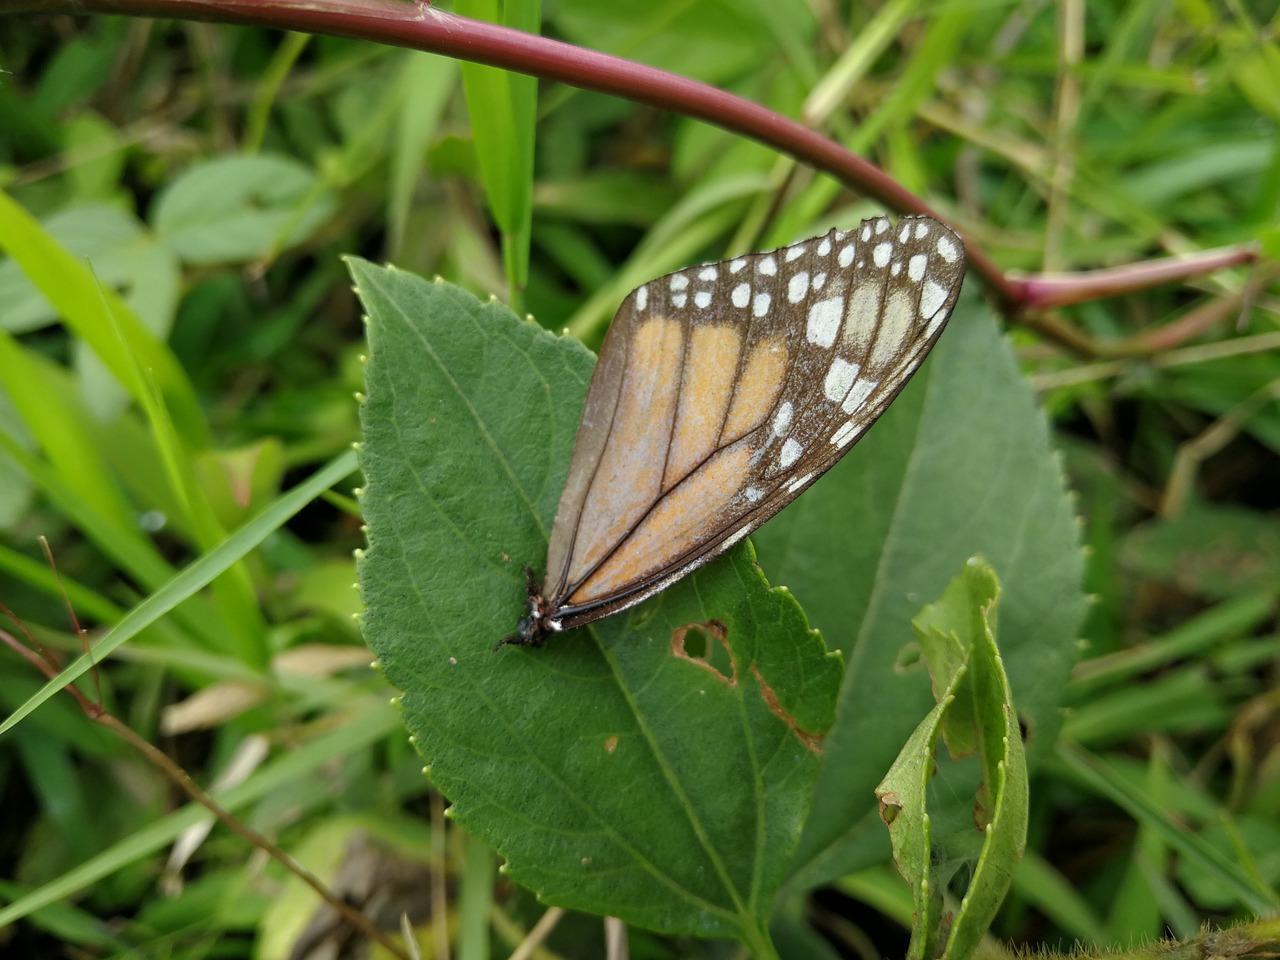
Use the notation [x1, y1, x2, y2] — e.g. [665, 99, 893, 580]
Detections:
[518, 215, 966, 644]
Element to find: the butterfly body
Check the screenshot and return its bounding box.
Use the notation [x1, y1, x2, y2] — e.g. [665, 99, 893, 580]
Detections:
[503, 215, 966, 648]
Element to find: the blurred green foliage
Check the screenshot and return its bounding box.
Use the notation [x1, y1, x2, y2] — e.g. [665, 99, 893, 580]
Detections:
[0, 3, 1277, 958]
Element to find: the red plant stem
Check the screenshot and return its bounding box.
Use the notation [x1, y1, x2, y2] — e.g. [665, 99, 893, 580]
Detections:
[4, 0, 1018, 309]
[1016, 243, 1260, 310]
[2, 0, 1262, 337]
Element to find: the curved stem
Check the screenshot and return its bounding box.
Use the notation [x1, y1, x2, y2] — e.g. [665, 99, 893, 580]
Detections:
[2, 0, 1022, 310]
[2, 0, 1263, 351]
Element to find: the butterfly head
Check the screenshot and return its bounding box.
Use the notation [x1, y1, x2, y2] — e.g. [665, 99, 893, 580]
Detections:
[496, 567, 563, 649]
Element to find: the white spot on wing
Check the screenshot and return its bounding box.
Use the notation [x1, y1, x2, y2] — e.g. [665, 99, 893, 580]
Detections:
[635, 285, 648, 311]
[899, 223, 911, 242]
[915, 222, 929, 239]
[908, 254, 927, 282]
[699, 266, 718, 282]
[773, 401, 793, 436]
[937, 235, 960, 263]
[841, 378, 878, 414]
[891, 261, 902, 276]
[871, 289, 917, 369]
[695, 290, 712, 309]
[673, 293, 688, 308]
[745, 486, 764, 503]
[730, 258, 748, 274]
[813, 272, 827, 290]
[920, 279, 948, 318]
[860, 223, 873, 241]
[786, 471, 815, 493]
[873, 243, 891, 268]
[806, 296, 845, 347]
[788, 271, 810, 303]
[786, 244, 807, 262]
[671, 273, 689, 292]
[875, 218, 889, 235]
[780, 437, 803, 467]
[823, 357, 859, 402]
[731, 282, 751, 308]
[817, 237, 832, 256]
[830, 420, 865, 448]
[753, 292, 772, 318]
[758, 256, 777, 276]
[839, 244, 855, 268]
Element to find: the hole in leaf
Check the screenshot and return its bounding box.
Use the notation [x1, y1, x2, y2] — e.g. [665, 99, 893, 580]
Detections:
[670, 619, 735, 684]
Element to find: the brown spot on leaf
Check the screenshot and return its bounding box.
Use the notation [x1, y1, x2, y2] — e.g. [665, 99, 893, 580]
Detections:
[877, 789, 902, 826]
[973, 782, 993, 832]
[751, 665, 823, 754]
[604, 735, 619, 754]
[670, 620, 736, 685]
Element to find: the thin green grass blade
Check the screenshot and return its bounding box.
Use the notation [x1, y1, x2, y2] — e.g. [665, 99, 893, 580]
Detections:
[1052, 741, 1279, 915]
[0, 189, 208, 448]
[0, 696, 399, 928]
[0, 451, 357, 738]
[389, 52, 457, 258]
[97, 283, 268, 664]
[0, 329, 135, 531]
[456, 0, 539, 300]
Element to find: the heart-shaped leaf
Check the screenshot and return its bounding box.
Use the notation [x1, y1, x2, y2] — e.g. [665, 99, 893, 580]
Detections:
[354, 261, 841, 942]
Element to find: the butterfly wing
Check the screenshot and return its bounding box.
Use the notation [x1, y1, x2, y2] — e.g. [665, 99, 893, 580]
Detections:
[540, 214, 966, 631]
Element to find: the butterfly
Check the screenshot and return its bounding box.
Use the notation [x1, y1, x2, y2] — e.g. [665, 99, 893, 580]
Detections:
[503, 215, 966, 647]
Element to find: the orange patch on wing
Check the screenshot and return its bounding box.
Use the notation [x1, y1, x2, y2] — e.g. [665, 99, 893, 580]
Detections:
[722, 336, 788, 439]
[569, 317, 685, 581]
[665, 325, 741, 489]
[570, 442, 751, 603]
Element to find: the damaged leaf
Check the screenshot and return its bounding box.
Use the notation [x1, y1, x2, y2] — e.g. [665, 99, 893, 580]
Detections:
[353, 262, 842, 942]
[877, 557, 1028, 960]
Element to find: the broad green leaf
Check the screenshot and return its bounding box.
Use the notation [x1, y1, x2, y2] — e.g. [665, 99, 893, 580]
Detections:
[353, 261, 841, 943]
[754, 289, 1086, 888]
[151, 154, 337, 266]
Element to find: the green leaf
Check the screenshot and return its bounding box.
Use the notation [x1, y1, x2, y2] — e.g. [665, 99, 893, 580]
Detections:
[353, 261, 841, 943]
[151, 154, 337, 265]
[754, 290, 1086, 887]
[876, 694, 951, 960]
[878, 558, 1028, 960]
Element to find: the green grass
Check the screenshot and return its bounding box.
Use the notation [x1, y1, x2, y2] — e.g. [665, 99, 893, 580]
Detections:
[0, 3, 1277, 958]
